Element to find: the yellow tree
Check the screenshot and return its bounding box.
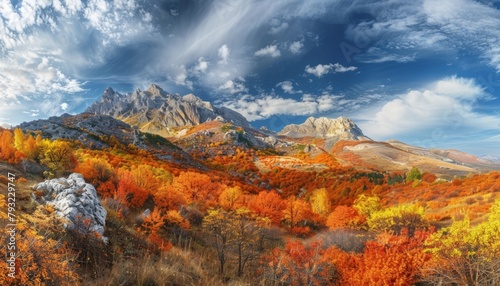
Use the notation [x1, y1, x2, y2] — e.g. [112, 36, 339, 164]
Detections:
[310, 188, 331, 217]
[353, 194, 381, 217]
[425, 200, 500, 285]
[219, 186, 243, 210]
[202, 208, 234, 275]
[13, 128, 25, 151]
[367, 204, 427, 236]
[39, 139, 76, 173]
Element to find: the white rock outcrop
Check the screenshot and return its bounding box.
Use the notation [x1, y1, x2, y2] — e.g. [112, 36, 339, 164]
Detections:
[32, 173, 107, 239]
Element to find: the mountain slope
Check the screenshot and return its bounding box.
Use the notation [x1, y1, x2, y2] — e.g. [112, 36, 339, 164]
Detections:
[18, 113, 199, 167]
[86, 84, 250, 136]
[331, 140, 500, 177]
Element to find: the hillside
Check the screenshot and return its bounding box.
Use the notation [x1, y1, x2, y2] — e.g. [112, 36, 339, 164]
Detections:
[1, 84, 499, 285]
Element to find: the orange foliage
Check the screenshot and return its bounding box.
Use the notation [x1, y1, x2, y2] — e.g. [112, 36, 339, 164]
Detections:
[75, 157, 117, 197]
[326, 205, 365, 229]
[249, 191, 286, 224]
[261, 240, 336, 286]
[422, 173, 437, 183]
[116, 169, 149, 209]
[283, 197, 312, 229]
[154, 184, 188, 211]
[0, 130, 24, 163]
[171, 171, 223, 211]
[328, 230, 432, 286]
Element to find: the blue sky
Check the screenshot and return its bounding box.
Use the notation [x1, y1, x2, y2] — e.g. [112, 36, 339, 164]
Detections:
[1, 0, 500, 156]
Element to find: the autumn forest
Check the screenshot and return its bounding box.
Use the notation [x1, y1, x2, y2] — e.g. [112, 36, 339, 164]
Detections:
[1, 121, 500, 286]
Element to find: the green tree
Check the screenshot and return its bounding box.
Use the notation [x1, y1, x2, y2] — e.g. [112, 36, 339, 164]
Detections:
[406, 167, 422, 183]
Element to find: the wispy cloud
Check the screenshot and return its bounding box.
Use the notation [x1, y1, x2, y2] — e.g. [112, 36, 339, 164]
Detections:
[305, 63, 357, 77]
[218, 44, 230, 65]
[356, 48, 416, 64]
[269, 19, 289, 34]
[346, 0, 500, 71]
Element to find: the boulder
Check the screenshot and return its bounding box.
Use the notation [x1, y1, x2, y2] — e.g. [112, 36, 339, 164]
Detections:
[32, 173, 107, 241]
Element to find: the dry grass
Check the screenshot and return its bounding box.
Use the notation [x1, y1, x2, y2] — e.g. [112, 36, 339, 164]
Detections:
[89, 247, 224, 286]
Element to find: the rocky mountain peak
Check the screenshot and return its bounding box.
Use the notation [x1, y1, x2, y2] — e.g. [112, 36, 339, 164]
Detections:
[104, 86, 116, 95]
[86, 84, 251, 135]
[146, 83, 166, 96]
[279, 116, 369, 140]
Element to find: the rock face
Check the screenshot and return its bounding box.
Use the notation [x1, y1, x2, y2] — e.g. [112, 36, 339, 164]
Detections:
[86, 84, 251, 135]
[32, 173, 107, 239]
[279, 116, 369, 140]
[20, 113, 135, 149]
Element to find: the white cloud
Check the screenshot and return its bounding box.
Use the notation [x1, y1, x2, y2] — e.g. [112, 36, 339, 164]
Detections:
[357, 76, 500, 140]
[289, 41, 304, 54]
[60, 103, 69, 111]
[223, 92, 344, 121]
[218, 80, 247, 94]
[255, 45, 281, 57]
[218, 44, 230, 64]
[193, 57, 209, 74]
[0, 0, 155, 108]
[173, 65, 193, 89]
[277, 81, 295, 94]
[305, 63, 357, 77]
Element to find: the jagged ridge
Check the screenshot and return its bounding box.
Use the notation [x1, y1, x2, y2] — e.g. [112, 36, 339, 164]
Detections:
[86, 84, 250, 136]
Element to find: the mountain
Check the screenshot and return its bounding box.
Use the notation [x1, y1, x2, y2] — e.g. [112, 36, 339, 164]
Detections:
[479, 155, 500, 163]
[279, 116, 369, 140]
[278, 116, 371, 151]
[86, 84, 250, 136]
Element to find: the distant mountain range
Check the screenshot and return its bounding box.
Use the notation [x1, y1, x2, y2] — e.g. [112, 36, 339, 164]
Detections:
[18, 83, 500, 176]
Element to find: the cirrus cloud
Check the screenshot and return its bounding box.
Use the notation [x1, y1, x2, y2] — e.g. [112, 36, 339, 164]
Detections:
[305, 63, 358, 77]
